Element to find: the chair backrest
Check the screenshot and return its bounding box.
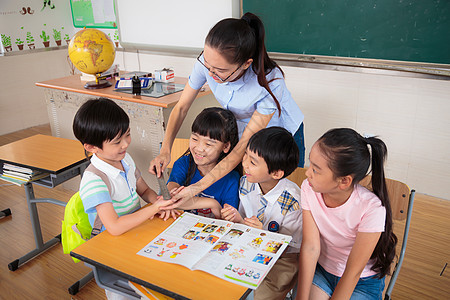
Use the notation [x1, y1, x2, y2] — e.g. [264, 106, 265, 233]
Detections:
[360, 176, 415, 300]
[167, 138, 190, 169]
[286, 167, 308, 187]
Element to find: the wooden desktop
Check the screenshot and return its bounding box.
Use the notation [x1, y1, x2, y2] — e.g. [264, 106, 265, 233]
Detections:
[71, 215, 250, 300]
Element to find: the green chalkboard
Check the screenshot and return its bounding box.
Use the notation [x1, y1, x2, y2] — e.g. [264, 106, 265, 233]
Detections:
[243, 0, 450, 65]
[70, 0, 117, 29]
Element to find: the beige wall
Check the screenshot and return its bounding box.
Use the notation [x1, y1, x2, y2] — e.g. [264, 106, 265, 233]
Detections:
[1, 49, 449, 200]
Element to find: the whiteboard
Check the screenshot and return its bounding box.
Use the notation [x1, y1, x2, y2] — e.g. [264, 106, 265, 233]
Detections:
[115, 0, 240, 54]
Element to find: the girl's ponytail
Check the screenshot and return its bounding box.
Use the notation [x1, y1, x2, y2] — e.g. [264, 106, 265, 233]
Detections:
[366, 137, 397, 277]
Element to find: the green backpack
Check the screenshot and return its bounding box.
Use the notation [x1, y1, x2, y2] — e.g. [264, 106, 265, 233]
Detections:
[61, 165, 109, 263]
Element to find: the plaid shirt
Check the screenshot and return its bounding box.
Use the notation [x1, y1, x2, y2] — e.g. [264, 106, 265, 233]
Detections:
[238, 176, 303, 252]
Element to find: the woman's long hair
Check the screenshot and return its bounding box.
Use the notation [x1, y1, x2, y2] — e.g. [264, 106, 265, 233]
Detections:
[205, 12, 282, 115]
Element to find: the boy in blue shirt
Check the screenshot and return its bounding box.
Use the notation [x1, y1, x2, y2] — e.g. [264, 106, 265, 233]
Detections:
[221, 127, 302, 300]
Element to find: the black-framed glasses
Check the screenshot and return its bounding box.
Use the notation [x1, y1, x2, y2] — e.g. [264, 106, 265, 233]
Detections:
[197, 51, 244, 82]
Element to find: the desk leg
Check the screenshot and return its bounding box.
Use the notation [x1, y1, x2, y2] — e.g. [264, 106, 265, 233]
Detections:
[0, 208, 12, 219]
[8, 182, 66, 271]
[68, 271, 94, 295]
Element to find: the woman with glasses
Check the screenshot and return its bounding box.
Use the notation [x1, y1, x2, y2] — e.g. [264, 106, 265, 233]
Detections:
[150, 12, 304, 205]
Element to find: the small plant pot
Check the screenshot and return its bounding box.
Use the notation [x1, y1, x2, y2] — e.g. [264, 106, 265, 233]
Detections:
[28, 43, 35, 49]
[65, 39, 70, 45]
[115, 42, 119, 47]
[43, 41, 50, 47]
[55, 40, 61, 46]
[17, 44, 24, 50]
[5, 46, 12, 52]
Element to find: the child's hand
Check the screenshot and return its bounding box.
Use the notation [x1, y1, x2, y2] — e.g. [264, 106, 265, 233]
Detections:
[170, 186, 184, 196]
[244, 216, 263, 229]
[151, 196, 176, 215]
[158, 209, 182, 221]
[221, 204, 244, 223]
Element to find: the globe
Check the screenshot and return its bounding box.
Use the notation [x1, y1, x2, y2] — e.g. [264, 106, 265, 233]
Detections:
[68, 28, 116, 89]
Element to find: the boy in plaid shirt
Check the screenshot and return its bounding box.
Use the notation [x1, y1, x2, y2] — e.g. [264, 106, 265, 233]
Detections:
[221, 127, 302, 300]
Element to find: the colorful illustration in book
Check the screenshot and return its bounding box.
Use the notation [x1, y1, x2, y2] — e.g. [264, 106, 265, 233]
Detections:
[249, 237, 263, 248]
[154, 238, 166, 245]
[245, 269, 254, 277]
[157, 249, 168, 257]
[212, 242, 231, 254]
[179, 244, 188, 250]
[205, 235, 219, 244]
[193, 235, 205, 241]
[216, 226, 226, 235]
[237, 268, 246, 276]
[232, 266, 240, 273]
[143, 245, 158, 253]
[202, 224, 218, 233]
[253, 253, 273, 265]
[225, 264, 232, 270]
[166, 242, 177, 248]
[170, 252, 181, 258]
[260, 232, 266, 236]
[229, 247, 246, 260]
[253, 272, 261, 279]
[194, 222, 206, 228]
[264, 240, 282, 254]
[182, 230, 199, 240]
[225, 229, 244, 239]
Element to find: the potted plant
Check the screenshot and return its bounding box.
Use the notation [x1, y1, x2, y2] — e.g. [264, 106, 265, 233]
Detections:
[64, 34, 70, 44]
[40, 30, 50, 47]
[26, 31, 35, 49]
[114, 30, 119, 47]
[15, 38, 25, 50]
[1, 34, 12, 52]
[53, 28, 61, 46]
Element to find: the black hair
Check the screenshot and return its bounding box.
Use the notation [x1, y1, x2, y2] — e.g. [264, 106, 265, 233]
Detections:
[205, 12, 282, 115]
[73, 98, 129, 152]
[183, 107, 241, 185]
[316, 128, 397, 278]
[247, 127, 299, 177]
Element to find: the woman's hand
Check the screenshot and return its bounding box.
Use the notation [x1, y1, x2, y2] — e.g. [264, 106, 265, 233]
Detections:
[221, 204, 244, 223]
[149, 151, 171, 178]
[244, 216, 263, 229]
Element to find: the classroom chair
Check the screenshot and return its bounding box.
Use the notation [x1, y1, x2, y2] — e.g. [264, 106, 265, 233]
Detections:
[360, 176, 415, 300]
[168, 138, 190, 169]
[286, 167, 308, 186]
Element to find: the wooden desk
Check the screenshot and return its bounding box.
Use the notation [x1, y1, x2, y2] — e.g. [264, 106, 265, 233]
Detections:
[71, 217, 250, 300]
[0, 134, 89, 271]
[36, 74, 212, 192]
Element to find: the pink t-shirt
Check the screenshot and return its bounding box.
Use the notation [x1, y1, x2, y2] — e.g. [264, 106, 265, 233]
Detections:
[301, 179, 386, 277]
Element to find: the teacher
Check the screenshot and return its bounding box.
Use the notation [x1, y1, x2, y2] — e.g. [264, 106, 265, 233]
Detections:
[150, 12, 304, 202]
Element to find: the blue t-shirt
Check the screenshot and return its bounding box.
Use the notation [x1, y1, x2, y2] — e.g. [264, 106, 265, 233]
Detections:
[168, 155, 240, 217]
[189, 59, 304, 137]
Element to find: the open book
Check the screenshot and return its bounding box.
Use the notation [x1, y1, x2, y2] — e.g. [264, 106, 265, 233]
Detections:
[137, 212, 292, 289]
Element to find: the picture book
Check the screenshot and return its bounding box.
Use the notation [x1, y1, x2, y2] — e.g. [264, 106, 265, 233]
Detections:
[137, 212, 292, 289]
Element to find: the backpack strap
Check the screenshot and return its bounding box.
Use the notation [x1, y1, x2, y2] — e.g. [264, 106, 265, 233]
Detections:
[85, 164, 112, 238]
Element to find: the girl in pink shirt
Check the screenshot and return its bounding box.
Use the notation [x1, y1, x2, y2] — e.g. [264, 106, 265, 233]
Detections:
[297, 128, 396, 300]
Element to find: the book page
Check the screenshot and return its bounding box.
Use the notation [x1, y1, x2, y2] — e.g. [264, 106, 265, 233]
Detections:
[137, 213, 234, 269]
[192, 223, 292, 289]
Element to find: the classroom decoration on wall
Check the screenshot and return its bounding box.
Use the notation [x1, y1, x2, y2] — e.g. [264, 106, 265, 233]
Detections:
[70, 0, 117, 29]
[0, 0, 77, 53]
[243, 0, 450, 65]
[115, 0, 240, 54]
